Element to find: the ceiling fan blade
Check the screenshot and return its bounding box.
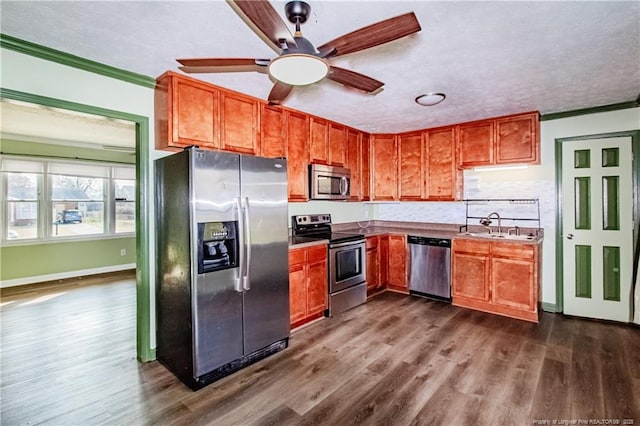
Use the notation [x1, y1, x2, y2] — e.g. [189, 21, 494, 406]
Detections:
[227, 0, 296, 54]
[317, 12, 421, 57]
[177, 58, 269, 74]
[327, 66, 384, 93]
[268, 82, 294, 105]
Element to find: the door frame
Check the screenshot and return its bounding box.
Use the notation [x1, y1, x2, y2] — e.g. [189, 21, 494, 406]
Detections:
[554, 130, 640, 314]
[0, 87, 154, 361]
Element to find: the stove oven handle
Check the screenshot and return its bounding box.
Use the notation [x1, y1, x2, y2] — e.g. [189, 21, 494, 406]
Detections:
[330, 239, 364, 249]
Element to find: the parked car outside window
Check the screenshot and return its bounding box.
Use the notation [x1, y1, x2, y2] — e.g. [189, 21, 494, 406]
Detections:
[60, 209, 83, 224]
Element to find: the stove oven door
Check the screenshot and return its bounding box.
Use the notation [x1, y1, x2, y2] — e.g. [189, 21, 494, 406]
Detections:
[329, 241, 366, 293]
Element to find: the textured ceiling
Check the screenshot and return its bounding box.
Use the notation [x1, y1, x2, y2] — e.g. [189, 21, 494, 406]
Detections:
[1, 1, 639, 134]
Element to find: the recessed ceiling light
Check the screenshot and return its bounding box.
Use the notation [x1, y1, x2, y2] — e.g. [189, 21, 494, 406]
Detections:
[415, 93, 446, 106]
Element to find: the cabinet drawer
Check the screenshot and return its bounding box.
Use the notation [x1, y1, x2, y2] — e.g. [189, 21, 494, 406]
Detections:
[453, 238, 490, 254]
[307, 245, 327, 262]
[288, 248, 306, 266]
[491, 242, 535, 260]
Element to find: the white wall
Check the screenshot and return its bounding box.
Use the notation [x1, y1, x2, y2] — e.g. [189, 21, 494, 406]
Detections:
[1, 47, 159, 346]
[288, 201, 375, 226]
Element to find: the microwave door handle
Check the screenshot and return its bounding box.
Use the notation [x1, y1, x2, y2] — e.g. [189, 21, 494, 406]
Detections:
[340, 176, 347, 195]
[241, 197, 251, 291]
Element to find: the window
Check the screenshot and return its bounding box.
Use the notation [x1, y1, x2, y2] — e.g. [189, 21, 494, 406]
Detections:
[1, 156, 135, 242]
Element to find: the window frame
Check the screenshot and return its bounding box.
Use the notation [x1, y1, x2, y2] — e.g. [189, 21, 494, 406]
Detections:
[1, 155, 135, 245]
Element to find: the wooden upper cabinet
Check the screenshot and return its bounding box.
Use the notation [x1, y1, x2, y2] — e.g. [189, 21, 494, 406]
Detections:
[286, 110, 310, 202]
[219, 91, 259, 155]
[328, 123, 347, 167]
[155, 72, 220, 151]
[259, 104, 286, 158]
[458, 120, 493, 167]
[495, 112, 539, 164]
[309, 117, 329, 164]
[457, 111, 540, 168]
[370, 134, 398, 201]
[346, 128, 362, 201]
[361, 133, 371, 201]
[426, 126, 462, 201]
[398, 132, 424, 201]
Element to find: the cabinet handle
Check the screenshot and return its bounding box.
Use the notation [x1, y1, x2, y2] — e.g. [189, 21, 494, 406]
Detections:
[566, 233, 574, 240]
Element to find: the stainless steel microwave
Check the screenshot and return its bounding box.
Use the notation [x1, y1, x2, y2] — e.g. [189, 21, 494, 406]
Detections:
[309, 164, 351, 200]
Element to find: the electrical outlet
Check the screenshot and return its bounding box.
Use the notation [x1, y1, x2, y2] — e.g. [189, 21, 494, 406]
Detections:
[120, 249, 126, 256]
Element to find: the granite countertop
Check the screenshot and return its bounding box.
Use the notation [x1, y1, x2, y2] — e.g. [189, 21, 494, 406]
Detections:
[289, 220, 543, 249]
[333, 220, 543, 244]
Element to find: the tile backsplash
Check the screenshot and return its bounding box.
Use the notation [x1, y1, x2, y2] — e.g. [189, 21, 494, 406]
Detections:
[376, 171, 555, 231]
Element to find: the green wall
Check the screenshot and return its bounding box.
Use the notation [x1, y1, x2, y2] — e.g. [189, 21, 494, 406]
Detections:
[1, 237, 136, 281]
[1, 139, 136, 283]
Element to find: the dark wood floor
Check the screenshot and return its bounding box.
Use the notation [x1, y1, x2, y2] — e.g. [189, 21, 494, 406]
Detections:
[1, 275, 639, 425]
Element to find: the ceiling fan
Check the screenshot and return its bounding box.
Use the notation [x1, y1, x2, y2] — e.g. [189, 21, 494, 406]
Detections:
[177, 0, 421, 104]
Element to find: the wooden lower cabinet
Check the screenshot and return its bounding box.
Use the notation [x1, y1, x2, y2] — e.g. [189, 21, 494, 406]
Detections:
[452, 238, 540, 322]
[386, 235, 407, 291]
[365, 234, 407, 295]
[365, 236, 381, 296]
[288, 244, 328, 328]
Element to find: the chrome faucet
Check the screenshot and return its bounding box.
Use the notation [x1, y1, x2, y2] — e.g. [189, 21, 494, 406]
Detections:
[488, 212, 502, 234]
[480, 211, 503, 234]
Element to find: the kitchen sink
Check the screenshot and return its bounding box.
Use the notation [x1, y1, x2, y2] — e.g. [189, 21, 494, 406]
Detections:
[457, 232, 537, 241]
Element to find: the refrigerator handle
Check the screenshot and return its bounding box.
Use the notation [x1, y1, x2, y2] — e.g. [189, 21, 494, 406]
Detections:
[241, 196, 252, 291]
[234, 197, 244, 293]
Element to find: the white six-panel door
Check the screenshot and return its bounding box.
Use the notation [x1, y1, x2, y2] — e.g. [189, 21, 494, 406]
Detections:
[562, 137, 633, 322]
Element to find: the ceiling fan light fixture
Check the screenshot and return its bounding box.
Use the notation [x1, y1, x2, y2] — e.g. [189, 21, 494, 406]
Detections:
[415, 92, 446, 106]
[268, 54, 329, 86]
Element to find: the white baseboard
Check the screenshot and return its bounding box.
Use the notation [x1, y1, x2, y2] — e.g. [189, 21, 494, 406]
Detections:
[0, 263, 136, 288]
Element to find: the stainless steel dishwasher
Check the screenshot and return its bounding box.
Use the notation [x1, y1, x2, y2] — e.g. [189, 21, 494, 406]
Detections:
[407, 236, 452, 302]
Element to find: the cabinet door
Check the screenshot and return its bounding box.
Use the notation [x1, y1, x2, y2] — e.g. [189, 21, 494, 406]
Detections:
[172, 76, 219, 148]
[286, 111, 310, 202]
[289, 264, 307, 324]
[458, 120, 493, 167]
[371, 134, 398, 201]
[306, 260, 328, 316]
[452, 251, 490, 301]
[328, 122, 346, 167]
[491, 257, 536, 311]
[426, 127, 461, 200]
[379, 236, 389, 285]
[220, 91, 259, 154]
[310, 117, 329, 164]
[260, 104, 286, 158]
[346, 129, 362, 201]
[495, 112, 539, 164]
[361, 134, 371, 201]
[387, 235, 407, 288]
[398, 132, 424, 200]
[366, 247, 379, 291]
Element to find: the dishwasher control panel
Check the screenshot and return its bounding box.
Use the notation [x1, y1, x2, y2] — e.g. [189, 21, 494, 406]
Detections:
[407, 236, 451, 247]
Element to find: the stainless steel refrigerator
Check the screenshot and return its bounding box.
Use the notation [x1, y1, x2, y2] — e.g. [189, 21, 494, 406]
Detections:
[155, 147, 289, 390]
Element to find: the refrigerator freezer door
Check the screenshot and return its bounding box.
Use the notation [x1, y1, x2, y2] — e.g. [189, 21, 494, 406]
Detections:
[240, 155, 290, 354]
[191, 150, 244, 376]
